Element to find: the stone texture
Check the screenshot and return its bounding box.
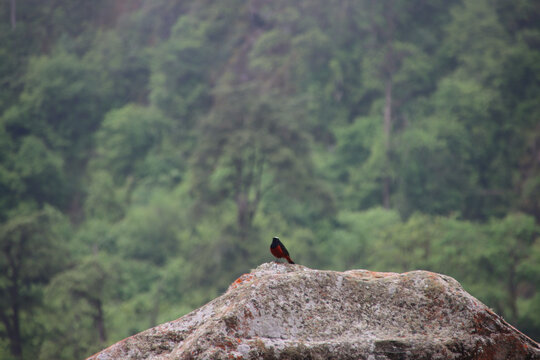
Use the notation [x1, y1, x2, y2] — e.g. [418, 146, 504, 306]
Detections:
[88, 263, 540, 359]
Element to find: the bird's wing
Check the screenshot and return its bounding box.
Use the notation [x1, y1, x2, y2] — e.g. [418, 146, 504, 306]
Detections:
[279, 241, 290, 256]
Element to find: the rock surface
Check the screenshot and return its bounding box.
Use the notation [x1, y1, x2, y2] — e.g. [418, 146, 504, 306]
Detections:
[88, 263, 540, 359]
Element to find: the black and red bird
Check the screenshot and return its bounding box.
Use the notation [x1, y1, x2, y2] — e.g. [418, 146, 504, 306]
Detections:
[270, 236, 295, 264]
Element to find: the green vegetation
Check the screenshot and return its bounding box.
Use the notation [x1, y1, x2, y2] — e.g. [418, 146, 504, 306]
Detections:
[1, 0, 539, 358]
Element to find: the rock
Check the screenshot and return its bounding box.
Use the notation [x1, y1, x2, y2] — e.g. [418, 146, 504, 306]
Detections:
[88, 263, 540, 359]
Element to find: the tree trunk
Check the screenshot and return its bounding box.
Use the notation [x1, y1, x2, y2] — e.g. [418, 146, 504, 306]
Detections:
[380, 0, 395, 210]
[5, 289, 23, 359]
[4, 249, 23, 359]
[10, 304, 23, 359]
[508, 257, 518, 322]
[236, 193, 249, 240]
[382, 78, 392, 209]
[10, 0, 16, 30]
[92, 298, 107, 345]
[234, 151, 264, 242]
[149, 284, 163, 328]
[236, 192, 257, 242]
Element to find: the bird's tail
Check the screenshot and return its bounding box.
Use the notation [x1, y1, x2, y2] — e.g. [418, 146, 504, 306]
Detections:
[285, 256, 295, 264]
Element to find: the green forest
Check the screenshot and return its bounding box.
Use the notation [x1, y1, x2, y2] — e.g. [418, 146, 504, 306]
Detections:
[1, 0, 539, 358]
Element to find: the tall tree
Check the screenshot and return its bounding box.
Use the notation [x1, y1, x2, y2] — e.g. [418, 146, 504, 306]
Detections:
[483, 214, 539, 322]
[41, 257, 118, 360]
[193, 84, 317, 240]
[10, 0, 16, 29]
[0, 207, 66, 359]
[191, 0, 334, 239]
[1, 51, 112, 221]
[345, 0, 455, 211]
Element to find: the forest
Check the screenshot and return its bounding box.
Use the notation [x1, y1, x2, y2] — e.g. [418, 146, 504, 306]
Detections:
[0, 0, 539, 358]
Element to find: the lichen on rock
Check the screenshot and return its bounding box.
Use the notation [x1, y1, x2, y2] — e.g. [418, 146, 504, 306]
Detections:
[88, 262, 540, 359]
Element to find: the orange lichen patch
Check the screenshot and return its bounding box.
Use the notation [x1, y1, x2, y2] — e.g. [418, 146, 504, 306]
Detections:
[215, 338, 238, 351]
[229, 273, 255, 290]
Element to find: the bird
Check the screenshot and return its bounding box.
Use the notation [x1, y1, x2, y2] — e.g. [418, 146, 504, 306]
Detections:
[270, 236, 295, 264]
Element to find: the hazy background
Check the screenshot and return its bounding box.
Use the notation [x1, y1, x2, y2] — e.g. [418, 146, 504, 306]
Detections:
[1, 0, 539, 358]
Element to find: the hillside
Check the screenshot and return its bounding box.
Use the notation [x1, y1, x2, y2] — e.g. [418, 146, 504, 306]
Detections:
[1, 1, 540, 358]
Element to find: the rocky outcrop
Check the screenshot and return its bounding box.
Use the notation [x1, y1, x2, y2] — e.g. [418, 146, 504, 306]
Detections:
[88, 263, 540, 359]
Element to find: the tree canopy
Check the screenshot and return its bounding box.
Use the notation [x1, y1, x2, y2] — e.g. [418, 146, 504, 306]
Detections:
[1, 0, 539, 358]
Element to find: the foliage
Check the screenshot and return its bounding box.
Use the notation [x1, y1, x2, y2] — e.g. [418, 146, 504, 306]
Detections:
[0, 0, 539, 357]
[0, 206, 68, 359]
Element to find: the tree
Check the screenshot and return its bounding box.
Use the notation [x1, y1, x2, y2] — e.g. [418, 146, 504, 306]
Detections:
[41, 256, 119, 360]
[430, 0, 527, 219]
[92, 105, 173, 186]
[9, 0, 16, 29]
[193, 83, 328, 240]
[481, 213, 539, 323]
[0, 207, 67, 359]
[337, 0, 456, 211]
[393, 114, 474, 217]
[1, 50, 112, 221]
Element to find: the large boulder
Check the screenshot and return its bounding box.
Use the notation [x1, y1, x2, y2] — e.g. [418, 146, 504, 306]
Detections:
[88, 263, 540, 359]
